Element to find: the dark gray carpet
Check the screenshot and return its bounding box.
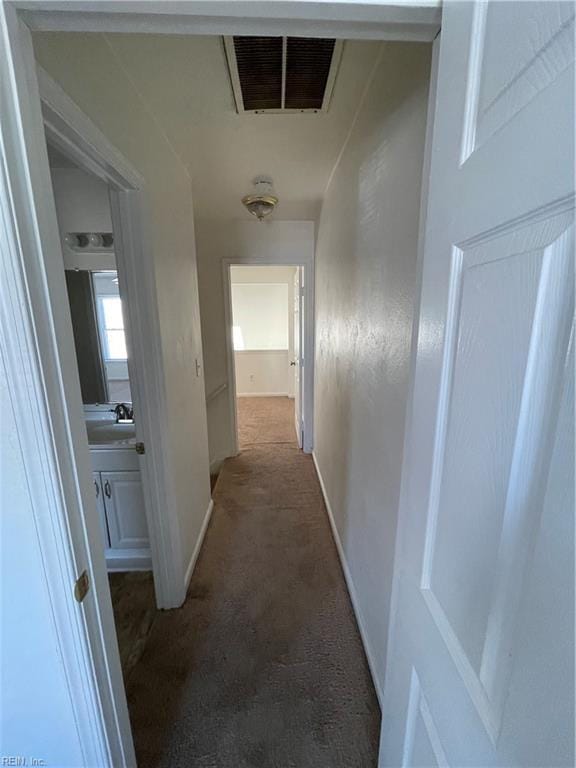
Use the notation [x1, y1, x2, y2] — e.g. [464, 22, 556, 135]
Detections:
[127, 399, 380, 767]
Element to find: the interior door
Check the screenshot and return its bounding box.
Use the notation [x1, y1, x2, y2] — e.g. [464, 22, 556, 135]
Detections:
[380, 3, 575, 767]
[293, 266, 304, 448]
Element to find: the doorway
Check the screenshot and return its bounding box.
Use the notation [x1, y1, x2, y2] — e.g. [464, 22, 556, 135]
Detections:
[223, 261, 313, 456]
[46, 142, 157, 679]
[229, 265, 303, 450]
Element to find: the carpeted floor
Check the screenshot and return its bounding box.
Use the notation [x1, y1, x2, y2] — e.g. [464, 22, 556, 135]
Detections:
[109, 571, 156, 681]
[237, 395, 297, 447]
[126, 397, 380, 767]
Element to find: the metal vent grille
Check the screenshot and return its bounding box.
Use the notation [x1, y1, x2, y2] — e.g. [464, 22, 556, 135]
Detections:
[285, 38, 336, 110]
[233, 37, 283, 111]
[224, 37, 342, 114]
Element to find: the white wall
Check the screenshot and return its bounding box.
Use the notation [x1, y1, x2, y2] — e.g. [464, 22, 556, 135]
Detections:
[231, 265, 295, 396]
[196, 222, 313, 465]
[231, 281, 289, 350]
[235, 351, 291, 396]
[313, 42, 431, 697]
[49, 166, 117, 271]
[50, 168, 132, 401]
[50, 166, 112, 233]
[34, 33, 211, 594]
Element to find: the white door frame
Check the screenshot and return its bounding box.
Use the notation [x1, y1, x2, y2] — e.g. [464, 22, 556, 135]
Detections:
[16, 1, 441, 40]
[1, 6, 135, 765]
[2, 2, 440, 765]
[293, 265, 304, 448]
[37, 67, 184, 613]
[223, 257, 314, 454]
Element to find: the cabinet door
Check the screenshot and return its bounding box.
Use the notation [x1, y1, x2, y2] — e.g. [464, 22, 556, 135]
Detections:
[101, 471, 149, 549]
[93, 472, 110, 548]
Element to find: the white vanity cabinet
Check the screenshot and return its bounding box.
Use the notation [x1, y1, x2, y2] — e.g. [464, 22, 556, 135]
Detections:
[91, 448, 151, 571]
[93, 471, 109, 544]
[100, 471, 148, 549]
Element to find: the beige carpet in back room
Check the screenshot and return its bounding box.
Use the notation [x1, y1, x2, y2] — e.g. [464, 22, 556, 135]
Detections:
[127, 396, 380, 767]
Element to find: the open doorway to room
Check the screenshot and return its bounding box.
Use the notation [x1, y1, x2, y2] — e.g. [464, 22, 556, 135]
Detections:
[46, 141, 156, 681]
[229, 265, 303, 450]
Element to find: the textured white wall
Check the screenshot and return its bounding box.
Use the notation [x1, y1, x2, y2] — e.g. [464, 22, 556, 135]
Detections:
[314, 42, 431, 695]
[34, 33, 211, 589]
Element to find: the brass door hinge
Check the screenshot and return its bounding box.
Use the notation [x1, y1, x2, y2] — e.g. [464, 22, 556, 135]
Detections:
[74, 570, 90, 603]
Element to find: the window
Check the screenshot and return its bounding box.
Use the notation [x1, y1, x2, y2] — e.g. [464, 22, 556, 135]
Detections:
[98, 295, 127, 360]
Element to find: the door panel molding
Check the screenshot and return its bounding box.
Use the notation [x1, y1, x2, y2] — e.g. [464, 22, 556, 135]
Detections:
[381, 2, 575, 765]
[420, 206, 574, 745]
[461, 2, 575, 162]
[402, 668, 449, 768]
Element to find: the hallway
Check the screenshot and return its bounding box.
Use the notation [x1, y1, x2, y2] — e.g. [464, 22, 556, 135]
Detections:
[127, 397, 380, 767]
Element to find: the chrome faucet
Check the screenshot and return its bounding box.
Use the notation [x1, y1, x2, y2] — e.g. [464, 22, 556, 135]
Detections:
[113, 403, 134, 423]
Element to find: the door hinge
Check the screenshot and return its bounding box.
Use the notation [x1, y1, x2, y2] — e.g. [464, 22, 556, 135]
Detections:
[74, 570, 90, 603]
[135, 441, 145, 455]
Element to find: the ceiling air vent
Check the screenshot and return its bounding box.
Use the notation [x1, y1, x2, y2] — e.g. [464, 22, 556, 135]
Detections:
[224, 36, 343, 114]
[233, 37, 283, 111]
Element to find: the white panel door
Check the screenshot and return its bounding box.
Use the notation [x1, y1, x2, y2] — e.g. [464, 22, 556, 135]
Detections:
[293, 266, 304, 448]
[380, 3, 574, 767]
[101, 471, 149, 549]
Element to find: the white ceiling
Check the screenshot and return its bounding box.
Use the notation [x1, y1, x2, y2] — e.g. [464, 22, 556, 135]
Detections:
[99, 34, 382, 221]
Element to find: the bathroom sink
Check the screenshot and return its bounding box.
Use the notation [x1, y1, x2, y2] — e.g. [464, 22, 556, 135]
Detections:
[86, 420, 136, 447]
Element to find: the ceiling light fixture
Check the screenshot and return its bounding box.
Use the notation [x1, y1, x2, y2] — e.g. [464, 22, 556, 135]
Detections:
[242, 176, 278, 221]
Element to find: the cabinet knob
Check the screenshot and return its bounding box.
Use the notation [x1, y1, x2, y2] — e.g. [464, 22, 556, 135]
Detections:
[104, 480, 111, 498]
[94, 480, 100, 498]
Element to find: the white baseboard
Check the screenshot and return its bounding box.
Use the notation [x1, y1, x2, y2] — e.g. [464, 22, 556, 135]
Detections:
[209, 457, 225, 475]
[105, 549, 152, 572]
[312, 451, 383, 707]
[236, 392, 289, 397]
[184, 499, 214, 591]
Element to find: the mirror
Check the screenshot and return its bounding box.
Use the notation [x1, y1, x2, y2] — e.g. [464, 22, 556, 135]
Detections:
[65, 269, 132, 405]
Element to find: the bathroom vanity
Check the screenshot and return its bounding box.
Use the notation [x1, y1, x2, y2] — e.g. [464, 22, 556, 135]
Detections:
[86, 408, 151, 571]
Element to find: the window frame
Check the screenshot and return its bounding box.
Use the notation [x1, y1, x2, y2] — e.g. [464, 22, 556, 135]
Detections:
[95, 292, 128, 362]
